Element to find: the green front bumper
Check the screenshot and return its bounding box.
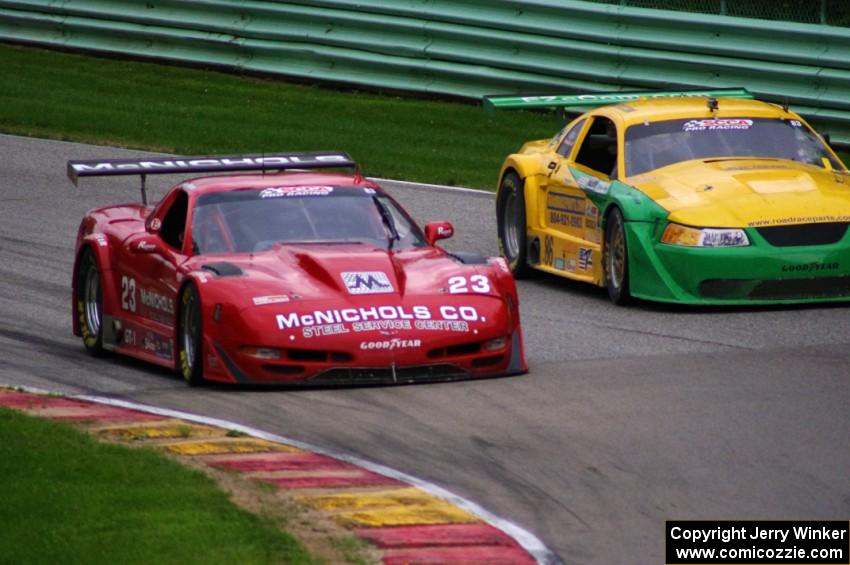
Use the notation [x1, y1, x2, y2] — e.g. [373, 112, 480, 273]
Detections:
[626, 222, 850, 304]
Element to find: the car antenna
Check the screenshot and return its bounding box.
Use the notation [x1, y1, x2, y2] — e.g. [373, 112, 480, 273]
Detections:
[707, 96, 719, 115]
[782, 97, 790, 112]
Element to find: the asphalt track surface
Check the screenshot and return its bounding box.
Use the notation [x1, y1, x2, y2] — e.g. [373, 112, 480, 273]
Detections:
[2, 134, 849, 564]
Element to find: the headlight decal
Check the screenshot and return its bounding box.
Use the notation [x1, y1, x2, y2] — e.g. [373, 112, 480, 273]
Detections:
[661, 223, 750, 247]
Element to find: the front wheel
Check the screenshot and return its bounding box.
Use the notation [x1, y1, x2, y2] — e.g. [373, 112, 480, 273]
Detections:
[75, 249, 106, 356]
[604, 208, 632, 305]
[497, 172, 531, 278]
[178, 284, 205, 386]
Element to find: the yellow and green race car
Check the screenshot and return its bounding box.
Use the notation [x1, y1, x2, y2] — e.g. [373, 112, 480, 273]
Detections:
[487, 89, 850, 305]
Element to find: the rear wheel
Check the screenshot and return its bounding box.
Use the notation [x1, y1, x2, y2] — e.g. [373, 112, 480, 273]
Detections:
[178, 284, 205, 386]
[76, 249, 105, 356]
[604, 207, 632, 305]
[497, 172, 531, 278]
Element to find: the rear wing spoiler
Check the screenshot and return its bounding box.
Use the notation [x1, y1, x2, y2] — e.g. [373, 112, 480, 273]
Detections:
[482, 88, 754, 112]
[67, 151, 356, 205]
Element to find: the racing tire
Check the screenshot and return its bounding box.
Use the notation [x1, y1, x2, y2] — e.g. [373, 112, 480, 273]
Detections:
[178, 284, 205, 387]
[604, 207, 632, 305]
[497, 171, 531, 278]
[75, 248, 106, 356]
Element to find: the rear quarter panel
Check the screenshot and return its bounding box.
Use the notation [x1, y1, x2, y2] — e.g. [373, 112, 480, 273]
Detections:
[71, 204, 148, 336]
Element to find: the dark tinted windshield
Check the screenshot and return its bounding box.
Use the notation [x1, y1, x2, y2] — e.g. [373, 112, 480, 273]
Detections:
[191, 186, 426, 254]
[625, 117, 840, 176]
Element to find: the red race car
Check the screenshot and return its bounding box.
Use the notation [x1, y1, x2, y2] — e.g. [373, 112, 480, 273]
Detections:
[69, 152, 526, 386]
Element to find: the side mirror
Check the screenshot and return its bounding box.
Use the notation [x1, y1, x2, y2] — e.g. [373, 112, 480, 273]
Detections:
[822, 131, 832, 148]
[424, 221, 454, 246]
[145, 215, 162, 234]
[127, 234, 166, 255]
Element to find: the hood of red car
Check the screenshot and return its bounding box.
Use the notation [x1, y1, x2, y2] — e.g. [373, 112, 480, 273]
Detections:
[189, 243, 489, 306]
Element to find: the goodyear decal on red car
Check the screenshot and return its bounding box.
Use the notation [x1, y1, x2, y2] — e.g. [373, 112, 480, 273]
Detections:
[360, 339, 422, 351]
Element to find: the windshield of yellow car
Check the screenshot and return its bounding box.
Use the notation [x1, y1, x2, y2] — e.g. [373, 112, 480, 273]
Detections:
[624, 117, 841, 177]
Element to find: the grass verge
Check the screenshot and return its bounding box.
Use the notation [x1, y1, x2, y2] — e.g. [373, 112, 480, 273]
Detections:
[0, 43, 561, 189]
[0, 407, 316, 565]
[2, 42, 847, 186]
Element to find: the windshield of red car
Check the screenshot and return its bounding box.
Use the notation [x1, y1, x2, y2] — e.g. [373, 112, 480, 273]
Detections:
[624, 117, 841, 177]
[191, 186, 426, 254]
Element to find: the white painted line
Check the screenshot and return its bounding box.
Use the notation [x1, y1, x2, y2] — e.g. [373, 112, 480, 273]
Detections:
[1, 382, 562, 565]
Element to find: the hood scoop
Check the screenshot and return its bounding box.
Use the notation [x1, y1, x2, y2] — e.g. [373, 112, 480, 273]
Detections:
[202, 262, 244, 277]
[448, 251, 488, 265]
[294, 252, 343, 291]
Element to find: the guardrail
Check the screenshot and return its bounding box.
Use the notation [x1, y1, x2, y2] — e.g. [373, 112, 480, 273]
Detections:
[596, 0, 849, 26]
[1, 0, 850, 144]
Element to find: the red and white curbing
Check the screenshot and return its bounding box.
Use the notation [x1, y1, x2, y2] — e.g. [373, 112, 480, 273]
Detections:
[1, 384, 561, 565]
